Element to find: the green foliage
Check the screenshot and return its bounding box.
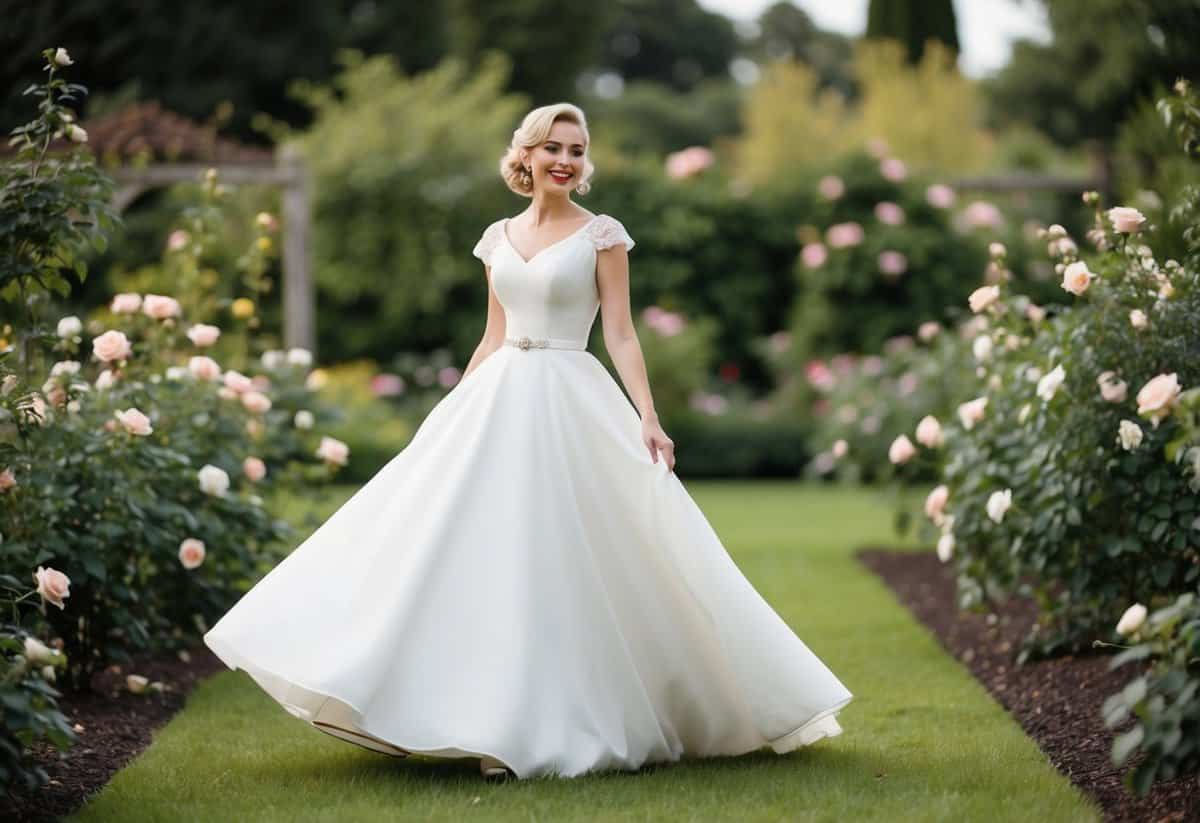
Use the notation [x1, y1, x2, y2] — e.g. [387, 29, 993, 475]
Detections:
[1103, 592, 1200, 795]
[865, 0, 959, 64]
[0, 49, 119, 361]
[0, 622, 76, 798]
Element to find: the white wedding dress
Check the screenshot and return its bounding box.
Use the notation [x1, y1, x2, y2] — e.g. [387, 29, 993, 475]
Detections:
[203, 213, 853, 779]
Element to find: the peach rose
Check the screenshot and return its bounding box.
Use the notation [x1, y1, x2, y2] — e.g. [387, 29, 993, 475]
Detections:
[315, 435, 350, 466]
[243, 456, 267, 482]
[915, 415, 944, 448]
[126, 674, 150, 694]
[116, 408, 153, 436]
[968, 285, 1000, 313]
[92, 330, 132, 363]
[241, 391, 272, 414]
[831, 439, 848, 459]
[186, 324, 221, 347]
[1129, 309, 1148, 330]
[1060, 261, 1091, 295]
[178, 538, 206, 570]
[142, 294, 181, 320]
[957, 397, 988, 430]
[917, 321, 940, 342]
[1107, 206, 1146, 234]
[0, 467, 16, 492]
[1136, 373, 1182, 428]
[110, 293, 142, 314]
[33, 566, 71, 610]
[188, 355, 221, 382]
[924, 485, 950, 525]
[888, 434, 916, 465]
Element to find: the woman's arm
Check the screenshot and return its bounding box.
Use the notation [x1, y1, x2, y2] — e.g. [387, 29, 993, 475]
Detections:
[597, 245, 676, 472]
[461, 264, 506, 380]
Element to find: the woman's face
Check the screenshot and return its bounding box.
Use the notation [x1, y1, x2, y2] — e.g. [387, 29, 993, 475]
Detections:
[523, 120, 586, 192]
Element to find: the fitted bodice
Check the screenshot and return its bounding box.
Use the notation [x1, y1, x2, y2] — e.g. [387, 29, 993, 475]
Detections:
[472, 214, 636, 348]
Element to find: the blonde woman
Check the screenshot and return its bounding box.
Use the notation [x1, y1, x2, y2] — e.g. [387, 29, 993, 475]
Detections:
[205, 103, 852, 780]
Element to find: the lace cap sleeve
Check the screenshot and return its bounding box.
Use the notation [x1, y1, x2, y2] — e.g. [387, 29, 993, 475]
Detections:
[472, 219, 506, 265]
[587, 214, 635, 253]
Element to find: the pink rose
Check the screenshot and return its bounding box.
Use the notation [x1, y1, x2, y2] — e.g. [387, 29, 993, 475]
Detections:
[664, 146, 714, 180]
[879, 157, 907, 182]
[888, 434, 916, 465]
[817, 175, 845, 200]
[438, 366, 462, 388]
[315, 435, 350, 466]
[92, 330, 132, 363]
[874, 201, 905, 225]
[223, 370, 253, 393]
[188, 356, 221, 382]
[241, 391, 272, 414]
[963, 201, 1002, 230]
[831, 439, 848, 458]
[826, 222, 864, 249]
[917, 321, 941, 342]
[968, 285, 1000, 313]
[926, 184, 956, 209]
[167, 230, 191, 252]
[33, 566, 71, 610]
[251, 375, 271, 391]
[186, 324, 221, 347]
[878, 250, 907, 277]
[915, 415, 944, 448]
[1107, 206, 1146, 234]
[0, 467, 16, 492]
[866, 137, 890, 158]
[243, 456, 267, 482]
[1060, 261, 1092, 295]
[1136, 373, 1182, 428]
[178, 538, 206, 570]
[116, 408, 153, 436]
[110, 293, 142, 314]
[924, 484, 950, 524]
[142, 294, 181, 320]
[1026, 304, 1046, 323]
[801, 242, 828, 269]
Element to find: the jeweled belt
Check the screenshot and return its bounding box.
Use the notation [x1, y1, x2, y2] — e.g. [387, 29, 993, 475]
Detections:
[503, 335, 586, 351]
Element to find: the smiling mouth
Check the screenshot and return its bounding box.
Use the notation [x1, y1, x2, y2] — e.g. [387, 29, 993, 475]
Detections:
[549, 170, 573, 182]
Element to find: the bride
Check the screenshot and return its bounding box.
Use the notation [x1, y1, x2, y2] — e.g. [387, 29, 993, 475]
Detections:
[203, 102, 853, 780]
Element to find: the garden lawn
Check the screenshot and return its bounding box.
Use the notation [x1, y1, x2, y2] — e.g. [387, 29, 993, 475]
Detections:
[69, 482, 1098, 823]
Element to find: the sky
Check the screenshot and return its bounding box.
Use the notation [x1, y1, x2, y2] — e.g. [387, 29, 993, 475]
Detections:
[695, 0, 1053, 78]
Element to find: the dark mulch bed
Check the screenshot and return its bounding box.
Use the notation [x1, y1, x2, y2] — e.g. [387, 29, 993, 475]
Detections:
[858, 547, 1199, 823]
[0, 644, 225, 823]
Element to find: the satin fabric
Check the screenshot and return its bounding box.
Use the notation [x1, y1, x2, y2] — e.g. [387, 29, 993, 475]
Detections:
[204, 213, 852, 778]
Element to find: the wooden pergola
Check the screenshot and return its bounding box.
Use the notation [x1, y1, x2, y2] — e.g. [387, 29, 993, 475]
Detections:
[80, 102, 315, 352]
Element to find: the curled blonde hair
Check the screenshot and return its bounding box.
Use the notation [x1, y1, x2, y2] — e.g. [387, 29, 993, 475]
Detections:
[500, 103, 595, 198]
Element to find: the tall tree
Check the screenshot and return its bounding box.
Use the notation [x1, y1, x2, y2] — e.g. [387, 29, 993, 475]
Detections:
[865, 0, 960, 64]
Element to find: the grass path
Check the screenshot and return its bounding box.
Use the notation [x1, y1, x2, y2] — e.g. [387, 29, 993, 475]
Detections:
[70, 482, 1098, 822]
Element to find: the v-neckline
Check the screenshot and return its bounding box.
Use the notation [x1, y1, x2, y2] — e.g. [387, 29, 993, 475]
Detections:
[502, 214, 597, 265]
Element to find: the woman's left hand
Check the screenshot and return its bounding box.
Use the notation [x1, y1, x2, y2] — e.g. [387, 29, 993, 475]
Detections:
[641, 417, 675, 472]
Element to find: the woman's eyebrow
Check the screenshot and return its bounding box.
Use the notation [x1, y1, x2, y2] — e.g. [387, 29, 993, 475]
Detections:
[545, 140, 585, 149]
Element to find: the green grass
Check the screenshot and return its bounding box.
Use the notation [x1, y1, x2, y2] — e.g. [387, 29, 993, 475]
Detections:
[70, 482, 1099, 822]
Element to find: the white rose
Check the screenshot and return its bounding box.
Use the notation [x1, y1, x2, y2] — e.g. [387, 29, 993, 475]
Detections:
[1097, 371, 1127, 403]
[56, 315, 82, 338]
[197, 464, 230, 497]
[1129, 309, 1148, 330]
[286, 347, 313, 367]
[986, 489, 1013, 524]
[936, 532, 955, 562]
[1117, 420, 1144, 451]
[23, 636, 61, 666]
[53, 48, 74, 67]
[66, 124, 87, 143]
[261, 349, 286, 369]
[915, 415, 944, 448]
[294, 410, 314, 429]
[164, 366, 188, 381]
[1017, 403, 1032, 424]
[126, 674, 149, 694]
[1036, 365, 1066, 402]
[972, 334, 993, 362]
[50, 360, 80, 377]
[186, 324, 221, 347]
[1116, 603, 1147, 636]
